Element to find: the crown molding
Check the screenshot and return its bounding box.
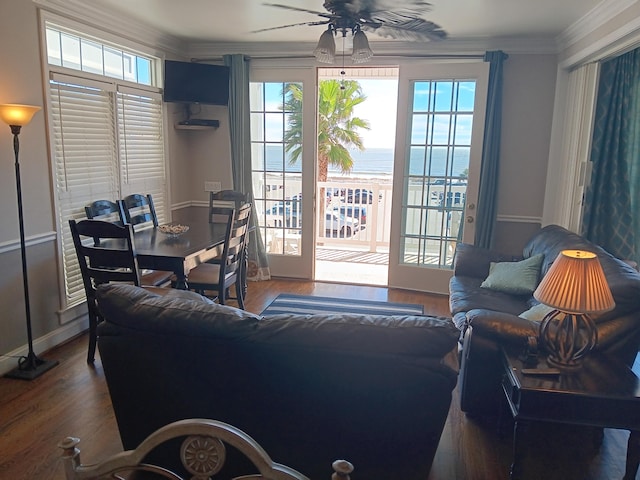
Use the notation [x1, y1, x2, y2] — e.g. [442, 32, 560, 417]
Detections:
[33, 0, 187, 56]
[187, 36, 559, 61]
[558, 0, 638, 49]
[561, 12, 640, 67]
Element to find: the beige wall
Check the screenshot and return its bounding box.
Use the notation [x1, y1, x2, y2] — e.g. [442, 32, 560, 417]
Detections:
[166, 104, 233, 207]
[0, 0, 62, 360]
[493, 53, 559, 253]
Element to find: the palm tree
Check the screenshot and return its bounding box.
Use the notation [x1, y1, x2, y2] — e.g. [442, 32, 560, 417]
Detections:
[283, 79, 370, 182]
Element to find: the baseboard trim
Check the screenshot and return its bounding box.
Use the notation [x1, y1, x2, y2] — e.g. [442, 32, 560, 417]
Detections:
[0, 317, 88, 376]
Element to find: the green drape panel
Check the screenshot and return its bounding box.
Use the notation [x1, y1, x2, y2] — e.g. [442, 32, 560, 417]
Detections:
[223, 54, 270, 281]
[474, 50, 508, 249]
[582, 49, 640, 263]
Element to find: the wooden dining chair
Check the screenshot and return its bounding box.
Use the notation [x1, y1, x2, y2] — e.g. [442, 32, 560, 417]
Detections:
[118, 193, 159, 231]
[209, 190, 252, 302]
[58, 418, 354, 480]
[209, 189, 247, 211]
[84, 199, 124, 227]
[117, 193, 172, 286]
[184, 203, 252, 309]
[69, 219, 142, 363]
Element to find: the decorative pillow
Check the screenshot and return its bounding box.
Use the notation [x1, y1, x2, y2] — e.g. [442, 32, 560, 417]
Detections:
[518, 302, 555, 321]
[480, 254, 544, 295]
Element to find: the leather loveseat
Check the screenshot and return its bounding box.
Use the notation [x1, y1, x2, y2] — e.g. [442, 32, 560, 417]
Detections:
[449, 224, 640, 415]
[95, 283, 459, 479]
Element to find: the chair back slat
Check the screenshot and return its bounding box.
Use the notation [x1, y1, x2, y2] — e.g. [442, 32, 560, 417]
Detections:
[119, 194, 158, 231]
[84, 199, 124, 226]
[219, 203, 252, 281]
[209, 190, 247, 213]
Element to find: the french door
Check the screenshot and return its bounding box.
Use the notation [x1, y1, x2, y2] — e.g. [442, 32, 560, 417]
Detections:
[249, 67, 316, 278]
[388, 61, 489, 293]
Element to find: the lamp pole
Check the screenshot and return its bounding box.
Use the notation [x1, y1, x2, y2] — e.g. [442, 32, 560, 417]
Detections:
[0, 104, 58, 380]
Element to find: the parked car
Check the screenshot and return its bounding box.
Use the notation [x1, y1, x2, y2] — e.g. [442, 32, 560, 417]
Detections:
[264, 202, 301, 228]
[325, 211, 359, 237]
[335, 205, 366, 225]
[345, 188, 375, 204]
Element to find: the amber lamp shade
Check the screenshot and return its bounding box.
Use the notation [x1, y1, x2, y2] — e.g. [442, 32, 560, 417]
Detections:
[0, 104, 41, 128]
[533, 250, 615, 370]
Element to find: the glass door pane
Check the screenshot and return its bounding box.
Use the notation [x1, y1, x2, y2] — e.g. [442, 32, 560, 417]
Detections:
[249, 68, 316, 278]
[389, 62, 489, 293]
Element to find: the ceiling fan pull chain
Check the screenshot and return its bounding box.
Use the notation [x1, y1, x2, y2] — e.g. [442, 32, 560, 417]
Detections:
[340, 35, 346, 90]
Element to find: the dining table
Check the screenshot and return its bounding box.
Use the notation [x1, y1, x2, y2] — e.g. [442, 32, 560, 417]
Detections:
[131, 207, 228, 290]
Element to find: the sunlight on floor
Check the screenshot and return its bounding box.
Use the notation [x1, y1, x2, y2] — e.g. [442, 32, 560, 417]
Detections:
[315, 258, 388, 286]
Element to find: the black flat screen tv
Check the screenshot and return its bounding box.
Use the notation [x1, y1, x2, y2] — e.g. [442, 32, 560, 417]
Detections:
[163, 60, 230, 105]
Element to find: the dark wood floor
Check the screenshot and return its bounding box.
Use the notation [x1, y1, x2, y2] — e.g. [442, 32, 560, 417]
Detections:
[0, 278, 634, 479]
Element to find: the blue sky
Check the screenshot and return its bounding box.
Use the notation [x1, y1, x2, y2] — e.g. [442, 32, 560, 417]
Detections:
[352, 79, 399, 149]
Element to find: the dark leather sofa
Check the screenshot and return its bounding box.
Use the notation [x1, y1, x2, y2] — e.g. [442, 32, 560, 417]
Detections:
[95, 283, 459, 479]
[450, 224, 640, 415]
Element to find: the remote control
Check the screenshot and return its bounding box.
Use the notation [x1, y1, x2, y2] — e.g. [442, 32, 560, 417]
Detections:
[521, 368, 561, 375]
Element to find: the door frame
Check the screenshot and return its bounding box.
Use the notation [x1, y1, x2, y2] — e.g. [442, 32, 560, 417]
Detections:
[249, 66, 317, 279]
[388, 60, 490, 294]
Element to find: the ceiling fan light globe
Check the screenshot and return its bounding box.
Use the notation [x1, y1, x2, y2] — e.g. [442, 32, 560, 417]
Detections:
[351, 30, 373, 64]
[314, 29, 336, 64]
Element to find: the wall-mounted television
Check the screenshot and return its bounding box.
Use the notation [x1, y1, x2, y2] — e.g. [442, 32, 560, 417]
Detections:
[163, 60, 230, 105]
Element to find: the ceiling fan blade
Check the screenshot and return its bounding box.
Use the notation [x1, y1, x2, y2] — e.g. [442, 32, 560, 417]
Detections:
[362, 18, 447, 41]
[252, 20, 331, 34]
[335, 0, 434, 19]
[262, 3, 332, 19]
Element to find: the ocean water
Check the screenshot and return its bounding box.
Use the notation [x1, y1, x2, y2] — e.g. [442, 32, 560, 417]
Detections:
[262, 145, 469, 177]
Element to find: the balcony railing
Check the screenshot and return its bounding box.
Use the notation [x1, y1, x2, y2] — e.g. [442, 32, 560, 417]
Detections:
[258, 177, 464, 266]
[316, 181, 392, 253]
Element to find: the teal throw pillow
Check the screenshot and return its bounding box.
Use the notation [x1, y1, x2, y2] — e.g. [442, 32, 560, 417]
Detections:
[480, 254, 544, 296]
[518, 302, 555, 321]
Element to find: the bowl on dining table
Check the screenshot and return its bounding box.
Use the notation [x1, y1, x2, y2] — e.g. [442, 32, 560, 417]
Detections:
[157, 223, 189, 238]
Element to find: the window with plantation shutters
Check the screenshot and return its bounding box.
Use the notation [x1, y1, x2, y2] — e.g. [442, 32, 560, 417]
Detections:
[117, 88, 166, 223]
[49, 74, 165, 308]
[50, 77, 120, 306]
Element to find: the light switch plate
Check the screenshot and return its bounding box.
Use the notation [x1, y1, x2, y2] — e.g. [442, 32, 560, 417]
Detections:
[204, 181, 221, 192]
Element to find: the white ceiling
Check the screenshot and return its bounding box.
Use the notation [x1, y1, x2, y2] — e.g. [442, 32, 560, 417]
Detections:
[90, 0, 606, 45]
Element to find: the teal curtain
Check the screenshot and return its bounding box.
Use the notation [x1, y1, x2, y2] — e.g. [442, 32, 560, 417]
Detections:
[474, 50, 508, 249]
[223, 54, 270, 280]
[582, 48, 640, 263]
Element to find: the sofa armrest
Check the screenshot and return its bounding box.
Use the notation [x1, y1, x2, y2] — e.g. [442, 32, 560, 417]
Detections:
[465, 308, 538, 347]
[453, 243, 522, 279]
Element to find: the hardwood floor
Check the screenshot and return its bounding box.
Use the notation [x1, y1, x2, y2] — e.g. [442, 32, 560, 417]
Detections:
[0, 279, 633, 479]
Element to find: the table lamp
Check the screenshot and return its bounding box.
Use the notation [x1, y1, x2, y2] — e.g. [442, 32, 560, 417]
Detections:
[0, 103, 59, 379]
[533, 249, 615, 370]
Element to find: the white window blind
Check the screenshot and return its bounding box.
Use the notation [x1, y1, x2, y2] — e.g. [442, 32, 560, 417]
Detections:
[51, 80, 166, 307]
[117, 90, 166, 223]
[51, 80, 119, 305]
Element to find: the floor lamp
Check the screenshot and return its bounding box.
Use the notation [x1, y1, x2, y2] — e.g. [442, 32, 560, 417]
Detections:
[0, 104, 58, 380]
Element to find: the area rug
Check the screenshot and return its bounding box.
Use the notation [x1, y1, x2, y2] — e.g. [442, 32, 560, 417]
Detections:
[260, 293, 424, 316]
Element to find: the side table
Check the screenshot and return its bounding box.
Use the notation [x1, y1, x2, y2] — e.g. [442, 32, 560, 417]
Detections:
[501, 348, 640, 479]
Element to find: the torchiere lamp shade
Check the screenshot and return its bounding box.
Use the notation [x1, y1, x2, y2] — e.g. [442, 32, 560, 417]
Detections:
[0, 104, 41, 127]
[534, 249, 615, 315]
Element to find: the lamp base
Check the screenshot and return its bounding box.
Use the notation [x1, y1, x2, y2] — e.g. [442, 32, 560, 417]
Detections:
[5, 352, 59, 380]
[539, 310, 598, 372]
[545, 354, 583, 371]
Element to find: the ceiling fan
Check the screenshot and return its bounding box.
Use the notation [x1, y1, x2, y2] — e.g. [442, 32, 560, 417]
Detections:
[255, 0, 447, 64]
